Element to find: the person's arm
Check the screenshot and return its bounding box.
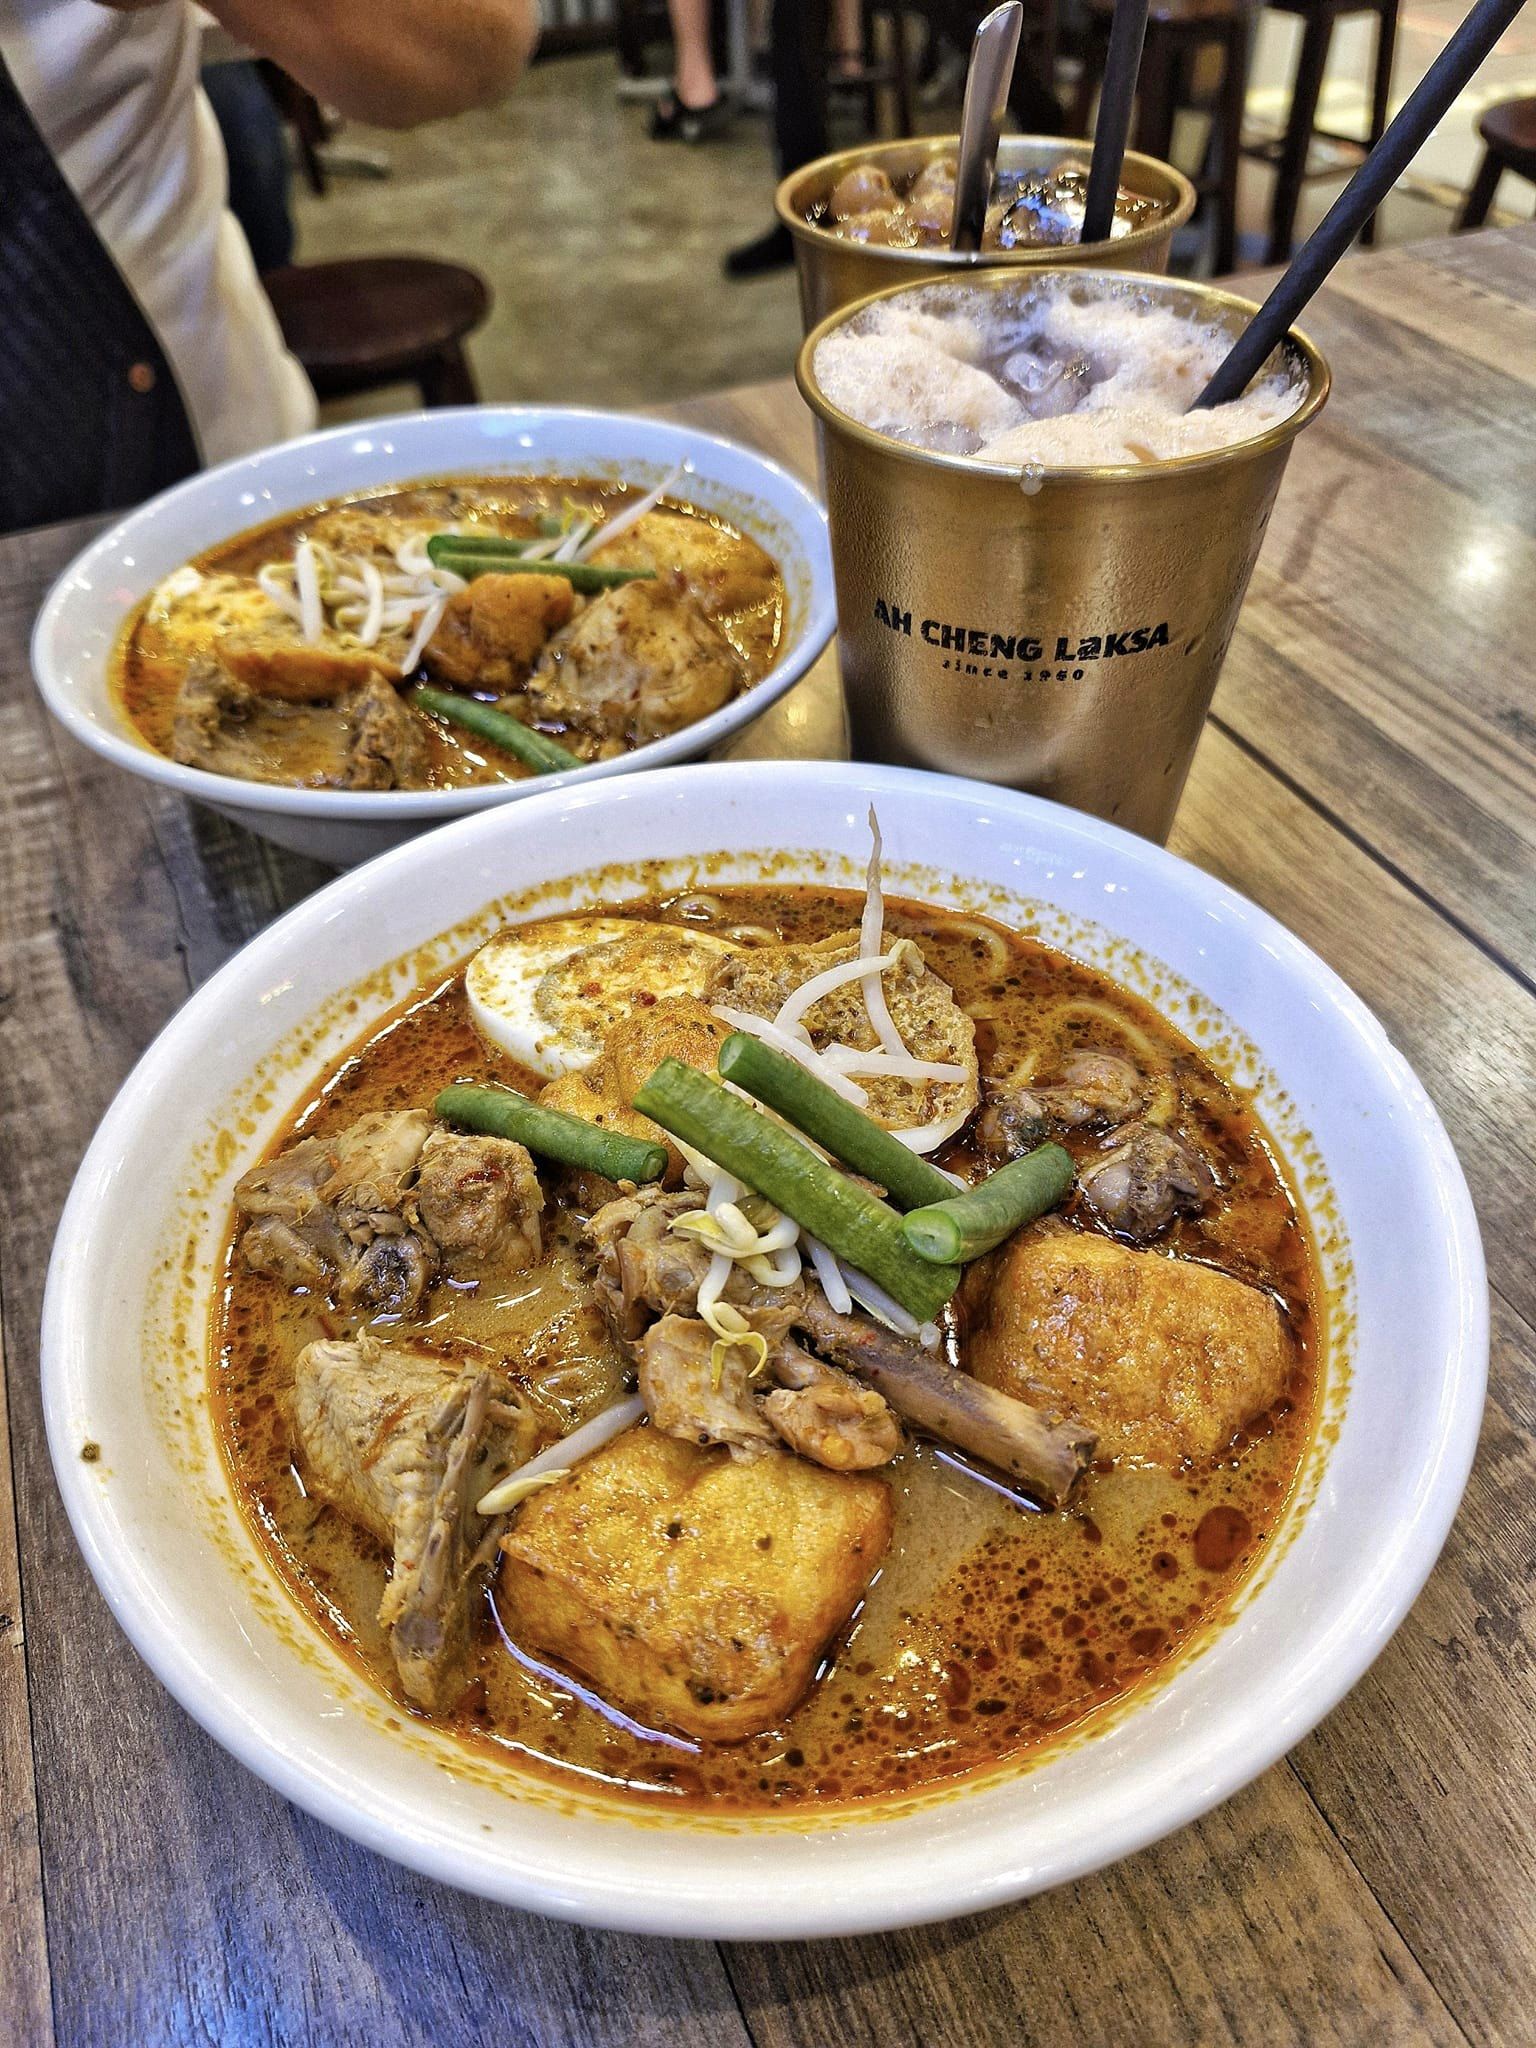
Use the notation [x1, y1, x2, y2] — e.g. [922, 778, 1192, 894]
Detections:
[203, 0, 539, 127]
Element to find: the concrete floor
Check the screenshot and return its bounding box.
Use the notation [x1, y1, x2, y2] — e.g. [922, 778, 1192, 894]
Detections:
[292, 16, 1536, 419]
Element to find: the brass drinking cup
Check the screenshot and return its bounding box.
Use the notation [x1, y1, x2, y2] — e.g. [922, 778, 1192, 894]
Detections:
[777, 136, 1197, 334]
[797, 270, 1330, 844]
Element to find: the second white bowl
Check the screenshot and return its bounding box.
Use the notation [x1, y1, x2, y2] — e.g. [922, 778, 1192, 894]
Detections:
[30, 406, 836, 865]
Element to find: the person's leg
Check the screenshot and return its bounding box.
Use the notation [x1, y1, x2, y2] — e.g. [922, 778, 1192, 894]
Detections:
[651, 0, 734, 136]
[725, 0, 832, 272]
[672, 0, 720, 105]
[831, 0, 864, 75]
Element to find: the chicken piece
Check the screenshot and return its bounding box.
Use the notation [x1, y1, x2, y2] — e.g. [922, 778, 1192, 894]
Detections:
[760, 1335, 902, 1471]
[292, 1337, 539, 1709]
[829, 164, 899, 219]
[636, 1313, 901, 1471]
[586, 1187, 729, 1340]
[216, 625, 384, 701]
[961, 1224, 1294, 1466]
[706, 930, 978, 1139]
[413, 1128, 544, 1270]
[978, 1049, 1148, 1161]
[527, 575, 741, 745]
[235, 1110, 435, 1312]
[170, 659, 278, 781]
[169, 660, 427, 790]
[795, 1293, 1092, 1505]
[336, 673, 431, 790]
[638, 1314, 779, 1459]
[587, 511, 778, 620]
[499, 1424, 893, 1740]
[422, 573, 575, 690]
[584, 1186, 794, 1343]
[1078, 1122, 1213, 1241]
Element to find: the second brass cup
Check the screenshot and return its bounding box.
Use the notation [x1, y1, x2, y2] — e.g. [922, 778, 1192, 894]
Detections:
[777, 136, 1197, 333]
[797, 271, 1330, 844]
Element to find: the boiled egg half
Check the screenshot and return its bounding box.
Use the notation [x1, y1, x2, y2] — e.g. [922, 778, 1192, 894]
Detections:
[466, 918, 739, 1078]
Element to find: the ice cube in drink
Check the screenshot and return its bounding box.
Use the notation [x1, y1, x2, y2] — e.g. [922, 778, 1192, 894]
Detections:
[816, 157, 1155, 252]
[811, 274, 1305, 467]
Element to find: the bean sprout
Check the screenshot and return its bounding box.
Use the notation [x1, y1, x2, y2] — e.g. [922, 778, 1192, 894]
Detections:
[578, 463, 688, 560]
[474, 1391, 646, 1516]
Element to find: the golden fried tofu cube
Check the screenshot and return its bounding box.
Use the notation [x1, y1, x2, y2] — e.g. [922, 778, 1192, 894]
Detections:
[965, 1225, 1294, 1467]
[498, 1425, 892, 1740]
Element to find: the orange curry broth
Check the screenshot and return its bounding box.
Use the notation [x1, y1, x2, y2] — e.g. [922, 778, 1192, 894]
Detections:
[112, 477, 786, 785]
[211, 886, 1321, 1813]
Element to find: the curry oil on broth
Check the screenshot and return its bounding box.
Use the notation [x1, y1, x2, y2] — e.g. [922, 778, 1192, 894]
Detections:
[111, 474, 787, 782]
[210, 883, 1322, 1817]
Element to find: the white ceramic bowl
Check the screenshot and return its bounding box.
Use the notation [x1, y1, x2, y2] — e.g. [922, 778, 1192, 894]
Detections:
[30, 408, 835, 866]
[42, 763, 1485, 1937]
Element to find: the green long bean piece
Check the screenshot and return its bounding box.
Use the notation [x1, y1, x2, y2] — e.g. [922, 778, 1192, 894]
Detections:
[901, 1143, 1075, 1265]
[410, 686, 582, 775]
[426, 534, 654, 593]
[715, 1032, 956, 1212]
[632, 1059, 960, 1323]
[436, 1083, 668, 1184]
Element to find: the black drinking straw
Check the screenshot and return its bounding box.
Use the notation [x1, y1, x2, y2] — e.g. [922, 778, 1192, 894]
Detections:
[1194, 0, 1525, 408]
[1081, 0, 1151, 246]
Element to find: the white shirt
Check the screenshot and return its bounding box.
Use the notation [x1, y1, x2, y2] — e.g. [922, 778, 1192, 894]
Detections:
[1, 0, 317, 463]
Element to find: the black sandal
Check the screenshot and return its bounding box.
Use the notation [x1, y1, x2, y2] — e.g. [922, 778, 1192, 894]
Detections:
[649, 89, 731, 142]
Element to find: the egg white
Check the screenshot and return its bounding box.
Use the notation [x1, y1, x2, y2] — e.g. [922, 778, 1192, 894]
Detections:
[466, 918, 738, 1077]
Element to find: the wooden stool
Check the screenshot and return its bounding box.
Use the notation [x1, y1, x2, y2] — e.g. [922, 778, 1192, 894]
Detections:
[262, 257, 491, 408]
[1241, 0, 1400, 263]
[1458, 95, 1536, 228]
[1075, 0, 1252, 275]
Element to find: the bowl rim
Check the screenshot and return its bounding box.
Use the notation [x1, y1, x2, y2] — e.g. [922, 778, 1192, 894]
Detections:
[775, 134, 1199, 266]
[795, 267, 1332, 485]
[28, 404, 836, 821]
[40, 760, 1487, 1937]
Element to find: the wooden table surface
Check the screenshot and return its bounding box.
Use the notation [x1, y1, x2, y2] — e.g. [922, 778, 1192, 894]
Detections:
[2, 224, 1533, 2048]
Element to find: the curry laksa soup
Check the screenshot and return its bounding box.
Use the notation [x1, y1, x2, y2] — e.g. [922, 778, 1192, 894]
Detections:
[213, 849, 1321, 1814]
[112, 475, 785, 792]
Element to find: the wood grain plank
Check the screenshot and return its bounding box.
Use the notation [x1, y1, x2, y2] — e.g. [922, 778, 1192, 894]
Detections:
[0, 1305, 54, 2048]
[1288, 1286, 1536, 2048]
[725, 1767, 1465, 2048]
[0, 573, 751, 2048]
[1301, 228, 1536, 395]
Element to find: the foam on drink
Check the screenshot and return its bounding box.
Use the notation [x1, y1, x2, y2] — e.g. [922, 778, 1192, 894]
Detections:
[812, 275, 1304, 467]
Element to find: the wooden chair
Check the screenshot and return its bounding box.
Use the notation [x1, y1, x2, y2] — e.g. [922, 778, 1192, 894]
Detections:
[1240, 0, 1400, 262]
[1074, 0, 1252, 275]
[835, 0, 917, 138]
[1457, 95, 1536, 228]
[262, 257, 491, 408]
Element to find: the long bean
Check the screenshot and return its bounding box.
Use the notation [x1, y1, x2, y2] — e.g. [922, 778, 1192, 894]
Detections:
[901, 1143, 1075, 1265]
[436, 1083, 668, 1184]
[426, 535, 655, 593]
[410, 686, 582, 775]
[715, 1033, 956, 1211]
[632, 1059, 960, 1322]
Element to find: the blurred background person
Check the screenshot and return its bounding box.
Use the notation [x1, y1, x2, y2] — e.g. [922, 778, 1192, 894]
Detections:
[649, 0, 732, 137]
[0, 0, 539, 533]
[725, 0, 1063, 275]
